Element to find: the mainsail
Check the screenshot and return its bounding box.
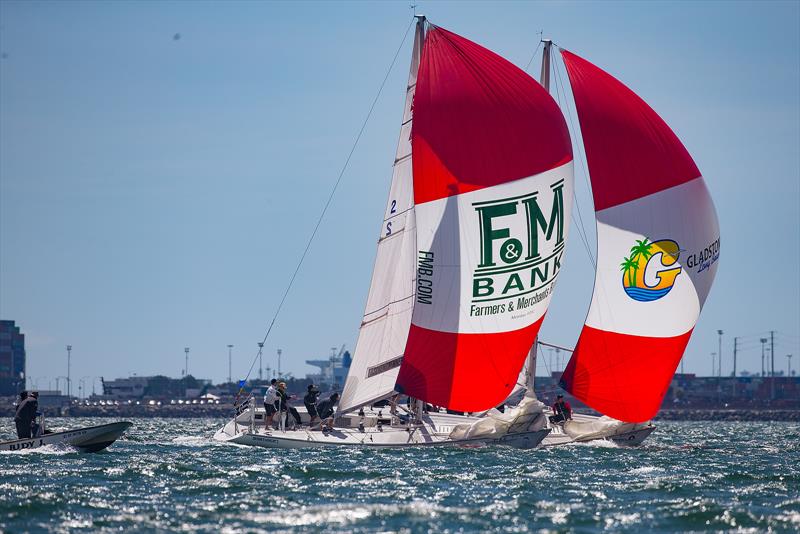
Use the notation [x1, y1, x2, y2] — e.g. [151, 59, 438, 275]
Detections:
[559, 50, 720, 423]
[338, 19, 426, 414]
[395, 27, 574, 412]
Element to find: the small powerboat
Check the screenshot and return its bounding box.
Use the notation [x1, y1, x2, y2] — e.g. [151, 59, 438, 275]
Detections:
[1, 421, 132, 453]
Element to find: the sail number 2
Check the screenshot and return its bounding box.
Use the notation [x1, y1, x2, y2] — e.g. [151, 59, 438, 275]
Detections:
[385, 200, 398, 236]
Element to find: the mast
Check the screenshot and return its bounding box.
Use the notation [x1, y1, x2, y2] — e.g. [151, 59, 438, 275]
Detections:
[523, 38, 553, 398]
[540, 39, 552, 92]
[525, 340, 537, 394]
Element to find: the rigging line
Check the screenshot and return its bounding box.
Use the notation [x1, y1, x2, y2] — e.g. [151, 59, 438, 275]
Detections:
[239, 17, 417, 387]
[553, 49, 596, 268]
[523, 37, 543, 74]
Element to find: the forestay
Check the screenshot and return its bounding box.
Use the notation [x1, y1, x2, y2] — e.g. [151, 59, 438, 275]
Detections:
[559, 50, 720, 423]
[395, 27, 574, 412]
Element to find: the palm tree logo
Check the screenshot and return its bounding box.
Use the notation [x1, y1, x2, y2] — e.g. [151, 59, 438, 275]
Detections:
[620, 238, 653, 288]
[620, 255, 639, 287]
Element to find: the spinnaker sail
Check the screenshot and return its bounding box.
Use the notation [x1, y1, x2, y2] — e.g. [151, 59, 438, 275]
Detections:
[559, 50, 720, 423]
[395, 27, 574, 412]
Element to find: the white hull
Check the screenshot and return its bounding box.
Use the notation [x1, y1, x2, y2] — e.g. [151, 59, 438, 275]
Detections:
[215, 424, 549, 450]
[432, 409, 655, 448]
[541, 412, 655, 447]
[213, 406, 549, 450]
[0, 421, 133, 453]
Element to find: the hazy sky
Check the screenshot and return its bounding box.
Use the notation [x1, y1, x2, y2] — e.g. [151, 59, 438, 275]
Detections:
[1, 1, 798, 390]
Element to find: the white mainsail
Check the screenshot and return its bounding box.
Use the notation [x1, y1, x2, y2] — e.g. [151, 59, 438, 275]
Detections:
[338, 19, 425, 414]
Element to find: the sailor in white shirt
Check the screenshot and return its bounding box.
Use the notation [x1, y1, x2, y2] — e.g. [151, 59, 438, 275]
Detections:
[263, 379, 279, 430]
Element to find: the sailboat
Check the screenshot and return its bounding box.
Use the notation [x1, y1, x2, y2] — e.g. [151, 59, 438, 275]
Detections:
[473, 38, 719, 447]
[214, 16, 719, 449]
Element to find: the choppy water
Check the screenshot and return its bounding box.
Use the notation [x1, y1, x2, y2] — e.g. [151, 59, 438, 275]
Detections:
[1, 418, 798, 532]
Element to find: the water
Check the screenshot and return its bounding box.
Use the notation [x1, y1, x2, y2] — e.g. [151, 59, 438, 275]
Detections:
[1, 418, 798, 532]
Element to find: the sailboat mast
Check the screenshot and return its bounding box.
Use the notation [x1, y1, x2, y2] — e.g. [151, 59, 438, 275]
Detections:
[522, 38, 554, 398]
[525, 339, 537, 393]
[415, 15, 426, 57]
[540, 39, 552, 92]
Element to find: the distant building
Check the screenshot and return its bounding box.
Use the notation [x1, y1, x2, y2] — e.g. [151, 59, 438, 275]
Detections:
[305, 349, 351, 389]
[100, 375, 213, 399]
[0, 320, 25, 396]
[36, 389, 71, 409]
[102, 376, 150, 399]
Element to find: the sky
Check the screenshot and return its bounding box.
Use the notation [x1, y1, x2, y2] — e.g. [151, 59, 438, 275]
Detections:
[1, 1, 798, 391]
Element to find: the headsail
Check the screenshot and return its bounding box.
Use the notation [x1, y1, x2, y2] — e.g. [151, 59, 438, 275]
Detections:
[395, 27, 574, 412]
[559, 50, 720, 423]
[338, 19, 426, 415]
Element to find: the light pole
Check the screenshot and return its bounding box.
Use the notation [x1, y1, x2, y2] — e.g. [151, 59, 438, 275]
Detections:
[788, 354, 793, 377]
[710, 352, 716, 377]
[717, 330, 723, 377]
[184, 347, 190, 377]
[257, 342, 264, 381]
[227, 344, 234, 384]
[277, 348, 282, 378]
[760, 338, 768, 376]
[66, 345, 72, 398]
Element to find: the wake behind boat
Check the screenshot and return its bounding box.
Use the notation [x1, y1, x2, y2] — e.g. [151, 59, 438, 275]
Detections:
[1, 421, 132, 453]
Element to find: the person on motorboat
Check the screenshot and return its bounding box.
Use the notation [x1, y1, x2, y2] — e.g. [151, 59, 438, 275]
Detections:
[263, 379, 279, 430]
[276, 382, 302, 430]
[316, 392, 339, 431]
[304, 384, 321, 428]
[549, 394, 573, 425]
[14, 391, 38, 439]
[29, 392, 43, 437]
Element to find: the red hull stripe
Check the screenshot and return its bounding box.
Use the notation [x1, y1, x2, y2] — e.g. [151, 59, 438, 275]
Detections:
[396, 316, 545, 412]
[560, 326, 693, 423]
[412, 28, 572, 205]
[561, 50, 700, 212]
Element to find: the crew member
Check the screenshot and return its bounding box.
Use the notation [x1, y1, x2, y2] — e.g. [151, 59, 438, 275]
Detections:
[277, 382, 302, 430]
[304, 384, 321, 428]
[549, 394, 573, 424]
[14, 391, 38, 439]
[263, 379, 279, 430]
[316, 392, 340, 431]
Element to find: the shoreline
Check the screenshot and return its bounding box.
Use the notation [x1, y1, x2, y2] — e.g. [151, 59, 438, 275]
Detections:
[3, 405, 799, 422]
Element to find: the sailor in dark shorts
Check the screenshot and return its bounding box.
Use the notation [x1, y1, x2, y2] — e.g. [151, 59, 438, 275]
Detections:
[263, 379, 278, 430]
[304, 384, 321, 428]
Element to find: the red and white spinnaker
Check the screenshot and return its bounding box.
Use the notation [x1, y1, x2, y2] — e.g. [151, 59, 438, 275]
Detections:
[559, 50, 720, 423]
[394, 27, 574, 412]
